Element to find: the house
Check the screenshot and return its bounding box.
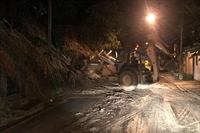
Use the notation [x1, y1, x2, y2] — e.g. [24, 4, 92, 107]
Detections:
[183, 46, 200, 81]
[193, 53, 200, 81]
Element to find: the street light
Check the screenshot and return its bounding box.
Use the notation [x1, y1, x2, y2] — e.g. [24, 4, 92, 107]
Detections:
[146, 13, 155, 24]
[146, 13, 156, 40]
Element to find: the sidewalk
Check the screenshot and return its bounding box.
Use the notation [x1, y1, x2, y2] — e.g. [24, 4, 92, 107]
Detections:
[160, 72, 200, 90]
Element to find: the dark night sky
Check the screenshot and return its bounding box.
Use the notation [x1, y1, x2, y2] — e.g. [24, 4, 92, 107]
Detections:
[0, 0, 199, 50]
[116, 0, 183, 48]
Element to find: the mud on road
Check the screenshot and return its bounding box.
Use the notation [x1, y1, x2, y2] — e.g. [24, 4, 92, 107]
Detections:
[62, 75, 200, 133]
[2, 74, 200, 133]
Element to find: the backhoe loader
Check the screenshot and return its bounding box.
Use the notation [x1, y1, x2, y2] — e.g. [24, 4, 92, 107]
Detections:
[82, 33, 178, 86]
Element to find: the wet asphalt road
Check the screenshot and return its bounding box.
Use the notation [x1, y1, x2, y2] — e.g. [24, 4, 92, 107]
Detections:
[1, 97, 100, 133]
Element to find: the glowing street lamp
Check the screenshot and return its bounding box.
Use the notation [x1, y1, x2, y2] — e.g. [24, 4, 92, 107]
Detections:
[146, 13, 155, 24]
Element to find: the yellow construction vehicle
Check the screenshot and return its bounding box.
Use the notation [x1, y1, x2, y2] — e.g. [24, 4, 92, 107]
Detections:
[82, 33, 178, 86]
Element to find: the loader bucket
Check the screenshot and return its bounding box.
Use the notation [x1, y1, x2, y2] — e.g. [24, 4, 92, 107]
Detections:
[164, 59, 178, 71]
[81, 59, 103, 71]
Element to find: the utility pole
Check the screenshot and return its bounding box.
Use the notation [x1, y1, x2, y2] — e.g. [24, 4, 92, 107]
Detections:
[179, 7, 183, 80]
[48, 0, 52, 55]
[46, 0, 52, 92]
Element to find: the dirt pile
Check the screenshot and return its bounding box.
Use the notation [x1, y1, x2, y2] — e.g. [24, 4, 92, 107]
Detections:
[0, 18, 96, 128]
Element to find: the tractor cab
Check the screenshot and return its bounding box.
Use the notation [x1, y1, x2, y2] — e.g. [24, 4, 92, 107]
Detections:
[115, 48, 153, 85]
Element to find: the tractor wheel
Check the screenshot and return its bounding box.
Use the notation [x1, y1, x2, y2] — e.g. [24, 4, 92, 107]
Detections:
[118, 70, 138, 86]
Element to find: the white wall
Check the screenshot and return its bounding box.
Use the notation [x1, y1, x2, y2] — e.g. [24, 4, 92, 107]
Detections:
[194, 55, 200, 81]
[183, 52, 193, 75]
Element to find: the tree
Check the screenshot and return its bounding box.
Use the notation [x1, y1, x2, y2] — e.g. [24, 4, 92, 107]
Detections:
[52, 0, 77, 24]
[181, 0, 200, 60]
[184, 0, 200, 49]
[79, 1, 124, 50]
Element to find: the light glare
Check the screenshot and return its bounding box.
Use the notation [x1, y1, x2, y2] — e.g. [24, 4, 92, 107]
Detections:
[122, 86, 136, 91]
[146, 14, 155, 24]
